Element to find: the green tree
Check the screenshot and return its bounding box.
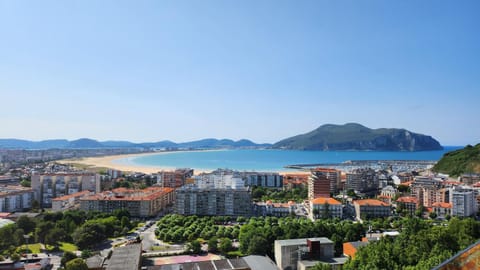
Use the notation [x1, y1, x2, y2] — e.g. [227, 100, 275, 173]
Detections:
[35, 221, 54, 244]
[186, 240, 202, 254]
[311, 262, 332, 270]
[207, 237, 218, 253]
[66, 258, 88, 270]
[247, 235, 268, 255]
[61, 251, 78, 267]
[72, 223, 107, 250]
[16, 216, 36, 234]
[45, 227, 67, 247]
[219, 238, 232, 254]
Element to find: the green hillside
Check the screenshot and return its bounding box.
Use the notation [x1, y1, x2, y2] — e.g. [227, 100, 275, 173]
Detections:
[433, 144, 480, 176]
[273, 123, 442, 151]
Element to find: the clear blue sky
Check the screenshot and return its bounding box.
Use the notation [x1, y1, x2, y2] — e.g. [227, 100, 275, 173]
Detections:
[1, 1, 479, 146]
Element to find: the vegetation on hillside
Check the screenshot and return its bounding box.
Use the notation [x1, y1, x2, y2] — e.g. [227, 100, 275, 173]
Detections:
[343, 217, 480, 270]
[433, 144, 480, 176]
[273, 123, 442, 151]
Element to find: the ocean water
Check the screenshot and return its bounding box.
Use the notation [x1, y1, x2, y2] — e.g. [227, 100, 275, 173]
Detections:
[116, 146, 461, 172]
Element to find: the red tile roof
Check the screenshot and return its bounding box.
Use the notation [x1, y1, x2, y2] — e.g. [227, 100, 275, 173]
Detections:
[432, 202, 452, 208]
[311, 197, 342, 205]
[354, 199, 390, 207]
[396, 196, 418, 204]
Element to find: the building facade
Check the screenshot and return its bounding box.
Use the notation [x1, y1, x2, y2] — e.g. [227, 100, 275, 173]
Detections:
[80, 187, 174, 217]
[410, 176, 443, 208]
[31, 172, 101, 207]
[175, 185, 251, 216]
[346, 168, 379, 194]
[450, 187, 477, 217]
[309, 169, 341, 199]
[52, 190, 91, 212]
[157, 169, 194, 188]
[309, 197, 343, 220]
[353, 199, 391, 220]
[274, 237, 334, 270]
[0, 185, 34, 212]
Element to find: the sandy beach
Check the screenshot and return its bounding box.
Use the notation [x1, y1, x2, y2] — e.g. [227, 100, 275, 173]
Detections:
[57, 151, 309, 175]
[58, 152, 180, 174]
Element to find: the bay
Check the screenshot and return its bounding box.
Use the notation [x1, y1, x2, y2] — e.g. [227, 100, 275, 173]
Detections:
[115, 146, 461, 172]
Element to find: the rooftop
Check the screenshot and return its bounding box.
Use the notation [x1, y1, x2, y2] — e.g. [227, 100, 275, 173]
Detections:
[311, 197, 342, 205]
[432, 202, 452, 209]
[275, 237, 333, 246]
[396, 196, 418, 204]
[354, 199, 390, 207]
[52, 190, 90, 201]
[106, 244, 141, 270]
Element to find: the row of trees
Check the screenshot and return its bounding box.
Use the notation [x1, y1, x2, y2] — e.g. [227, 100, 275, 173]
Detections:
[155, 215, 241, 243]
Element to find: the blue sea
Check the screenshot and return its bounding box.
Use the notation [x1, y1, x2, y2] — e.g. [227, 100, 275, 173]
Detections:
[114, 146, 461, 172]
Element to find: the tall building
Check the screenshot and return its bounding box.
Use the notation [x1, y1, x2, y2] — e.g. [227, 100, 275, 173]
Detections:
[0, 185, 34, 212]
[243, 172, 283, 188]
[308, 168, 341, 199]
[450, 187, 477, 217]
[80, 187, 174, 217]
[346, 168, 378, 194]
[410, 176, 443, 208]
[157, 168, 194, 188]
[31, 172, 101, 207]
[175, 185, 251, 216]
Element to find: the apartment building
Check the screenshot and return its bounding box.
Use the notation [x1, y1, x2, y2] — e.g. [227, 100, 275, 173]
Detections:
[283, 174, 309, 190]
[52, 190, 91, 212]
[410, 176, 443, 208]
[31, 172, 101, 207]
[396, 196, 418, 216]
[80, 187, 174, 217]
[346, 168, 379, 194]
[175, 185, 251, 216]
[353, 199, 391, 220]
[309, 197, 343, 220]
[432, 202, 452, 218]
[0, 185, 34, 212]
[157, 168, 194, 188]
[254, 201, 295, 217]
[243, 172, 283, 188]
[450, 187, 477, 217]
[308, 168, 341, 199]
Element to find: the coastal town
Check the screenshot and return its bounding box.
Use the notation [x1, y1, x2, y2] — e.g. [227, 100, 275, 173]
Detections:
[0, 147, 479, 270]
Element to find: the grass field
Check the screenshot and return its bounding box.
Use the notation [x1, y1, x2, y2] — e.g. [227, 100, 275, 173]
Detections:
[59, 242, 78, 252]
[17, 243, 42, 254]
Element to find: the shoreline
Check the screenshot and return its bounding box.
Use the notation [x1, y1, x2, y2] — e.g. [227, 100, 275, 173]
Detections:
[57, 150, 307, 175]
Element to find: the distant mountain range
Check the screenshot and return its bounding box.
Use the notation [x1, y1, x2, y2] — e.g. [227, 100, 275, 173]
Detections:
[272, 123, 443, 151]
[0, 123, 443, 151]
[0, 138, 271, 150]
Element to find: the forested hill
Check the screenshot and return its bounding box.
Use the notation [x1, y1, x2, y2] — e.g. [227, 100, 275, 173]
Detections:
[433, 143, 480, 176]
[273, 123, 443, 151]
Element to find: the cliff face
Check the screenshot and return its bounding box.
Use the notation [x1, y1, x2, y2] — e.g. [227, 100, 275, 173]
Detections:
[273, 123, 443, 151]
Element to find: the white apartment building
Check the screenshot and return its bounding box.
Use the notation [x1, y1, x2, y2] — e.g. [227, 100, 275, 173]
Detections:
[450, 187, 477, 217]
[0, 185, 34, 212]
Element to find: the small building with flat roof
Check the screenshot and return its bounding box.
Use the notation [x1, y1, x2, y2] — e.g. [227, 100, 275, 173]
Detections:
[105, 244, 142, 270]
